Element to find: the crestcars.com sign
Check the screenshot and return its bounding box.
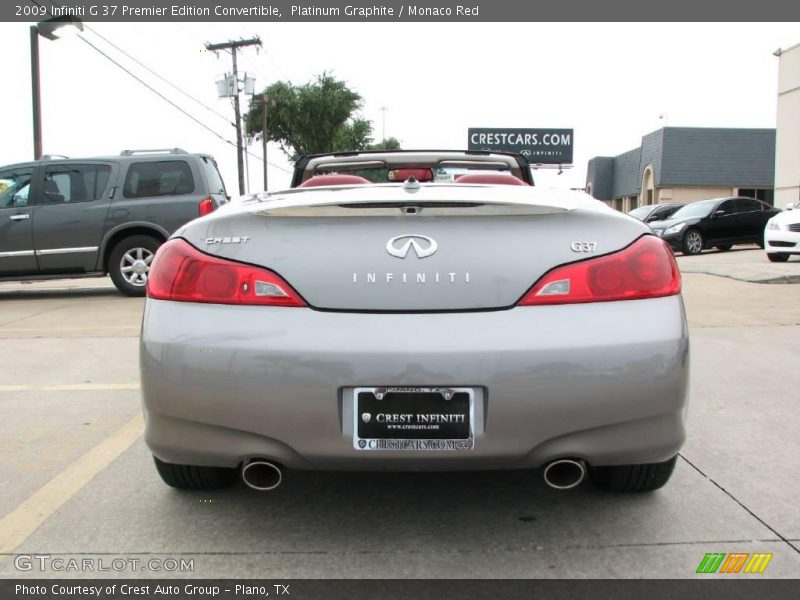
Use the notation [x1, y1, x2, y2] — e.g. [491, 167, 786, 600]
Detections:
[468, 128, 574, 164]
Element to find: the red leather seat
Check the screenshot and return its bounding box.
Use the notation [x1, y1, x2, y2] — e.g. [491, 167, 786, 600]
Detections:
[298, 174, 371, 188]
[455, 173, 528, 186]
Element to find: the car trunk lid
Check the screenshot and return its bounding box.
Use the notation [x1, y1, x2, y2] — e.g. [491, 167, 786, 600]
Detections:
[181, 186, 647, 311]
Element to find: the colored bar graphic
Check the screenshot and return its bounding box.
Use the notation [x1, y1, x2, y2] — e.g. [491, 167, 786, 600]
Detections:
[697, 553, 726, 574]
[696, 552, 773, 574]
[744, 553, 774, 574]
[719, 553, 749, 573]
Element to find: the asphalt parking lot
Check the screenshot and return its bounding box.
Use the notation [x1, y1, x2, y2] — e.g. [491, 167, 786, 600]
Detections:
[1, 247, 799, 578]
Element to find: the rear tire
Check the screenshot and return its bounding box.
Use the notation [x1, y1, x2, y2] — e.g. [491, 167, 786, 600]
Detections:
[681, 230, 704, 256]
[767, 253, 790, 263]
[589, 455, 678, 493]
[715, 244, 732, 251]
[153, 456, 238, 490]
[109, 235, 161, 297]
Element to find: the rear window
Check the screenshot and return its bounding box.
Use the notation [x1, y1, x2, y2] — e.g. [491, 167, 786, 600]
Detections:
[123, 160, 195, 198]
[200, 156, 226, 196]
[628, 206, 650, 219]
[314, 166, 513, 183]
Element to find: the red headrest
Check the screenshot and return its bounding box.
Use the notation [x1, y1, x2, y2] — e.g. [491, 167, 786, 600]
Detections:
[455, 173, 528, 186]
[388, 168, 433, 182]
[299, 174, 371, 188]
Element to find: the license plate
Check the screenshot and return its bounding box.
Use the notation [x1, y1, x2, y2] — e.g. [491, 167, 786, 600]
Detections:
[353, 387, 474, 451]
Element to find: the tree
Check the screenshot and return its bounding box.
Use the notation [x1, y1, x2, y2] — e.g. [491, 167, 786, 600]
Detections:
[245, 73, 396, 161]
[367, 137, 402, 151]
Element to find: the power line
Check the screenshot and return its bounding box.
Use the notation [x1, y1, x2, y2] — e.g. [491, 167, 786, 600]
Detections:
[29, 2, 290, 176]
[74, 34, 289, 174]
[83, 24, 234, 127]
[76, 36, 232, 145]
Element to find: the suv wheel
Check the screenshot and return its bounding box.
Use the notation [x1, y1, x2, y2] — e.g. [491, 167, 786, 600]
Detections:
[153, 456, 238, 490]
[109, 235, 161, 297]
[589, 455, 677, 492]
[681, 229, 704, 256]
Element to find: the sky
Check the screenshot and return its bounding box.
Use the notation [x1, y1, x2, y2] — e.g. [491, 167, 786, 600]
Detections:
[0, 22, 798, 194]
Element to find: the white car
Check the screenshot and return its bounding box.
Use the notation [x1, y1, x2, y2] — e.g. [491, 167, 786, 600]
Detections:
[765, 202, 800, 262]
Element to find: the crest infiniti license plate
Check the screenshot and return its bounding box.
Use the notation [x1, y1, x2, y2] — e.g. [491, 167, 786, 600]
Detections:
[353, 387, 474, 451]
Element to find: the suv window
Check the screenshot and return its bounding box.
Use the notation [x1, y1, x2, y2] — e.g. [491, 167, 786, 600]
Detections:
[42, 164, 111, 204]
[200, 156, 226, 196]
[123, 160, 195, 198]
[0, 167, 33, 208]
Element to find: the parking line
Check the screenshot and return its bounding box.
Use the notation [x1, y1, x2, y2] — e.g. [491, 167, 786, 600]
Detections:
[0, 414, 144, 555]
[0, 326, 139, 331]
[0, 383, 140, 392]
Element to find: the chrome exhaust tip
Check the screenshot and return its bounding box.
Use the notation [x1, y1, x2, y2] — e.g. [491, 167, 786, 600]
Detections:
[241, 460, 283, 491]
[543, 459, 586, 490]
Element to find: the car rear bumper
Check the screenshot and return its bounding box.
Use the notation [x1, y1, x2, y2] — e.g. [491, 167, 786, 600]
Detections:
[140, 296, 690, 470]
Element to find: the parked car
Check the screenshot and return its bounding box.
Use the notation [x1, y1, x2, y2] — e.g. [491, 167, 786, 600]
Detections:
[648, 196, 780, 255]
[0, 148, 228, 296]
[141, 150, 688, 494]
[764, 201, 800, 262]
[627, 203, 681, 223]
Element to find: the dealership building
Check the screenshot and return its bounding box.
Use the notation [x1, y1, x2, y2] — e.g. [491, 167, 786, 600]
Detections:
[775, 42, 800, 208]
[585, 127, 776, 212]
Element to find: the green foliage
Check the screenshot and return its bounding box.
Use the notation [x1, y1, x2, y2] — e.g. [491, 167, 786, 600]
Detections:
[245, 73, 399, 161]
[367, 137, 402, 151]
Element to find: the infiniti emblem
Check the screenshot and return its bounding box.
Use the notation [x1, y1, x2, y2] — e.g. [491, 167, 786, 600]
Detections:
[386, 234, 438, 259]
[361, 413, 372, 423]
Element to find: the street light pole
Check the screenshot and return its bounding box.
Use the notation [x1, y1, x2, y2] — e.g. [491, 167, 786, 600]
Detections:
[30, 26, 42, 160]
[29, 16, 83, 161]
[380, 106, 387, 142]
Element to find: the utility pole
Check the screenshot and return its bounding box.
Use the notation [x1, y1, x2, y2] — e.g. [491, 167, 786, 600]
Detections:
[206, 37, 261, 195]
[262, 94, 268, 191]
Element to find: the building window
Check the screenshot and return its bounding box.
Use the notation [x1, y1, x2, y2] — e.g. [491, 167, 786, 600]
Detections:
[641, 165, 655, 205]
[738, 188, 774, 206]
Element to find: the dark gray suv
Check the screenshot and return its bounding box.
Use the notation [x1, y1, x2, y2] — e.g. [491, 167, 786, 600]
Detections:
[0, 148, 228, 296]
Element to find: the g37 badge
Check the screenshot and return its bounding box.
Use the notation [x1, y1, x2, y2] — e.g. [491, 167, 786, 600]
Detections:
[570, 241, 597, 253]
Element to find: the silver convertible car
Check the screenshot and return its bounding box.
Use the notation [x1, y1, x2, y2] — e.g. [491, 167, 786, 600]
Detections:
[140, 151, 688, 493]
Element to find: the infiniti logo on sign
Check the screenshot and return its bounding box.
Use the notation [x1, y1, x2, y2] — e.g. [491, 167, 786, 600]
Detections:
[386, 234, 438, 259]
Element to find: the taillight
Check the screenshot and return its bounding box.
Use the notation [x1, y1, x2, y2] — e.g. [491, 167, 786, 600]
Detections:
[146, 239, 306, 307]
[198, 197, 214, 216]
[518, 235, 680, 306]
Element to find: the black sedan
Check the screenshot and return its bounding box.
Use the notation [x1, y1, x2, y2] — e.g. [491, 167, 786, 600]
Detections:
[649, 197, 780, 255]
[628, 203, 681, 223]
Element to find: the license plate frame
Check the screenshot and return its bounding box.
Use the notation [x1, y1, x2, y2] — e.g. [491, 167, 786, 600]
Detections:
[352, 387, 475, 451]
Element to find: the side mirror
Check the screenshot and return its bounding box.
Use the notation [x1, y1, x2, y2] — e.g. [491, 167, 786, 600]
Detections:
[786, 202, 795, 211]
[713, 209, 726, 218]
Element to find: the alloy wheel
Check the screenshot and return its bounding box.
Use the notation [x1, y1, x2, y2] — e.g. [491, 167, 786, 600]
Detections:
[119, 247, 154, 287]
[686, 231, 703, 254]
